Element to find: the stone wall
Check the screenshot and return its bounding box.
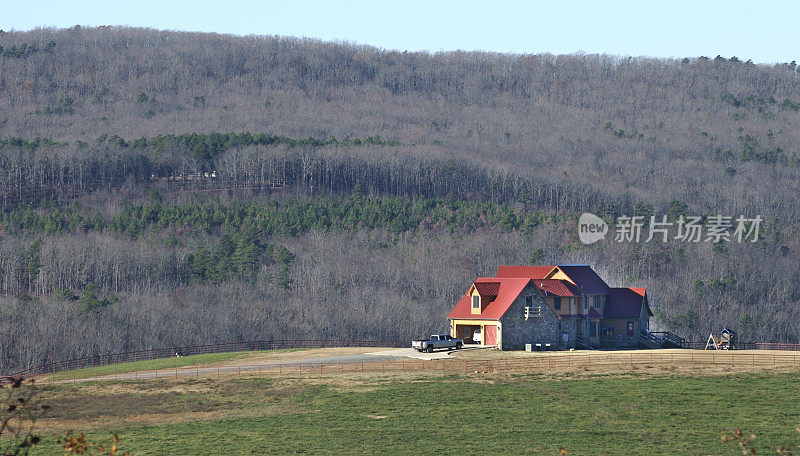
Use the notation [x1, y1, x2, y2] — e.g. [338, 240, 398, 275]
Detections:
[499, 283, 563, 350]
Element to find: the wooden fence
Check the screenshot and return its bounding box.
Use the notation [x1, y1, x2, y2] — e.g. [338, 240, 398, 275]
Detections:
[11, 338, 800, 380]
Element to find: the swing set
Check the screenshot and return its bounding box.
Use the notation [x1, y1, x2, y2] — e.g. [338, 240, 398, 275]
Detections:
[704, 328, 737, 350]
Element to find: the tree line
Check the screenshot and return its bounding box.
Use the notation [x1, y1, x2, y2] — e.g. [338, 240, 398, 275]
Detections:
[0, 26, 799, 372]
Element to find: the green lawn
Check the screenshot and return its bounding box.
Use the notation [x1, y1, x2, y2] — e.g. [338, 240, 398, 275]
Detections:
[25, 372, 800, 455]
[43, 349, 306, 381]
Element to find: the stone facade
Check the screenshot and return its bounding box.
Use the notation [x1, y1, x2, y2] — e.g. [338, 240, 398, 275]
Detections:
[498, 282, 563, 350]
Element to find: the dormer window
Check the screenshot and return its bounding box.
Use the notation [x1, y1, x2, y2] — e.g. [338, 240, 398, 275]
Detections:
[472, 295, 481, 311]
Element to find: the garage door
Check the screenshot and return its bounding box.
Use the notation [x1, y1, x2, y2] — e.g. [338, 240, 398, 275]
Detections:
[484, 325, 497, 346]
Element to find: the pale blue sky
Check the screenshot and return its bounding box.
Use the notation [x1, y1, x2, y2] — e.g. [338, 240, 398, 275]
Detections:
[1, 0, 798, 63]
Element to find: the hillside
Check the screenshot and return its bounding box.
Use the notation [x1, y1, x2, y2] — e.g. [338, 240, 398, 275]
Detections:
[1, 26, 800, 372]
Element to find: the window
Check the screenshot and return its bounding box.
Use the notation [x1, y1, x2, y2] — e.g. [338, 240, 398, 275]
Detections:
[553, 297, 561, 310]
[472, 295, 480, 310]
[601, 327, 613, 337]
[593, 295, 602, 309]
[525, 295, 533, 307]
[558, 321, 562, 332]
[583, 296, 589, 311]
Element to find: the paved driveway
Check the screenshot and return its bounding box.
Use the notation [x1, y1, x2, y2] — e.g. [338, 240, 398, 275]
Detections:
[367, 345, 491, 360]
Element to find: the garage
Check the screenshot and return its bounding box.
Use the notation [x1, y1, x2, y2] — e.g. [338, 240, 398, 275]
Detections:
[455, 324, 482, 344]
[452, 320, 499, 345]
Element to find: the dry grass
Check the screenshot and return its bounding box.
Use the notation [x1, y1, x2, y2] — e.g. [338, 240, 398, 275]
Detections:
[38, 347, 800, 389]
[216, 347, 377, 367]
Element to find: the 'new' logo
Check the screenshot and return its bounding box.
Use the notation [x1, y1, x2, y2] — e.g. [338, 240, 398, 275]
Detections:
[578, 213, 608, 244]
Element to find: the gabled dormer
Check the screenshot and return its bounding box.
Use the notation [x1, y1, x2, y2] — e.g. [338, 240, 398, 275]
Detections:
[469, 281, 500, 315]
[532, 279, 581, 315]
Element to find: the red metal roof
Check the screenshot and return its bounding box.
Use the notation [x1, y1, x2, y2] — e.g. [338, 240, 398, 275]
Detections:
[629, 287, 646, 297]
[496, 266, 554, 279]
[450, 265, 648, 322]
[532, 279, 580, 297]
[474, 281, 500, 296]
[448, 278, 531, 320]
[554, 265, 610, 294]
[605, 287, 649, 318]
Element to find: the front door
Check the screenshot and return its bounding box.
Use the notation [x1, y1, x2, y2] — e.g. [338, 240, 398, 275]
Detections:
[484, 325, 498, 346]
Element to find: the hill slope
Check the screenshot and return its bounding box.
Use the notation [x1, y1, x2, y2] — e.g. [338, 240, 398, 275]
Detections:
[1, 27, 799, 372]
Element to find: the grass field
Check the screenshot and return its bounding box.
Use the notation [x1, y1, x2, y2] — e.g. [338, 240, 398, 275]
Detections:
[18, 368, 800, 455]
[42, 349, 307, 381]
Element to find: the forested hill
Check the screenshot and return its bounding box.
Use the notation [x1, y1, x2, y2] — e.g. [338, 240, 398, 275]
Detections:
[1, 26, 799, 372]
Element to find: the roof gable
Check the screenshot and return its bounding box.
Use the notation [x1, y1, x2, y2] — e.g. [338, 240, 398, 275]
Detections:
[448, 278, 531, 320]
[605, 287, 648, 318]
[548, 265, 610, 295]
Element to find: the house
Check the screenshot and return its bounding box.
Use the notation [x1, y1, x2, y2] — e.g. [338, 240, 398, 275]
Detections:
[447, 264, 652, 350]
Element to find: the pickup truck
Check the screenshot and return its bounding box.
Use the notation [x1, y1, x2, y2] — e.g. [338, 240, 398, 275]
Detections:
[412, 334, 463, 353]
